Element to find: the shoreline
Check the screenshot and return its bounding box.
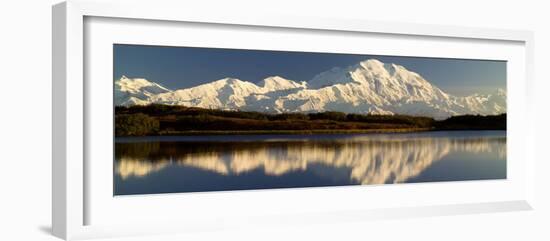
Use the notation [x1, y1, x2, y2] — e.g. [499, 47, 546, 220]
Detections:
[115, 128, 495, 137]
[116, 128, 432, 137]
[114, 129, 507, 143]
[158, 128, 432, 136]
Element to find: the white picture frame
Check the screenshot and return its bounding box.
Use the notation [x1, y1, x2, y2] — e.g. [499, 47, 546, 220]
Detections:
[52, 0, 535, 240]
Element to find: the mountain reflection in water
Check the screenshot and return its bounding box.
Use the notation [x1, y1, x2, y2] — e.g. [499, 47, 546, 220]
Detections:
[115, 131, 506, 189]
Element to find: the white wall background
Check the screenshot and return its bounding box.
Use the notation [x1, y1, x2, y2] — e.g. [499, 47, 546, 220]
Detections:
[0, 0, 548, 240]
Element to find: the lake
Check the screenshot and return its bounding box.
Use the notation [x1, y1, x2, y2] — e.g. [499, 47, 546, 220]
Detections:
[114, 130, 506, 195]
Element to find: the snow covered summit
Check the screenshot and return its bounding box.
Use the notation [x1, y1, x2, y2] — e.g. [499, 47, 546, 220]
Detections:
[114, 59, 506, 119]
[114, 75, 171, 106]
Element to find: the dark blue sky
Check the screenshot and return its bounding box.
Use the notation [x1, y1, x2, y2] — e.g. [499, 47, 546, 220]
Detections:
[114, 44, 506, 96]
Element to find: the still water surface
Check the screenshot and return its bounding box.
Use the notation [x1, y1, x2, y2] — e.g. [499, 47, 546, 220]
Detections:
[114, 131, 506, 195]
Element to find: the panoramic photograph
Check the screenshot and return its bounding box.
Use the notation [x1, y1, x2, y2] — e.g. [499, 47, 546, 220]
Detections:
[113, 44, 507, 195]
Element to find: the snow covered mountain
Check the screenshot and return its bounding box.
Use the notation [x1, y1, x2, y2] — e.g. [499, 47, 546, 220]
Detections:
[114, 59, 506, 119]
[258, 75, 307, 91]
[114, 75, 171, 106]
[149, 77, 264, 110]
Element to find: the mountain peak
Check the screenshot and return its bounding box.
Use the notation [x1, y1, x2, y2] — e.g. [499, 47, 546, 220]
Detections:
[117, 75, 154, 85]
[309, 59, 407, 89]
[209, 77, 247, 87]
[359, 59, 384, 68]
[114, 59, 506, 119]
[115, 76, 172, 106]
[357, 59, 411, 77]
[264, 75, 287, 81]
[259, 76, 306, 91]
[359, 59, 396, 75]
[199, 77, 263, 93]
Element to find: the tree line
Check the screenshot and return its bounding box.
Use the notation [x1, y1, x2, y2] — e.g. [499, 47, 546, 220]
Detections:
[114, 104, 506, 136]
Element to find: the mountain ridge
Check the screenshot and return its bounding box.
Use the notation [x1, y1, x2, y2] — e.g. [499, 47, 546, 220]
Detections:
[114, 59, 506, 120]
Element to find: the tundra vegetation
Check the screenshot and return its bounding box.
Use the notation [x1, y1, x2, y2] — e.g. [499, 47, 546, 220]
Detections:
[114, 104, 506, 136]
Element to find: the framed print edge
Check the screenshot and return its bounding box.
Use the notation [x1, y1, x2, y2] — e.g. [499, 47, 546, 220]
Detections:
[52, 2, 67, 239]
[52, 0, 536, 240]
